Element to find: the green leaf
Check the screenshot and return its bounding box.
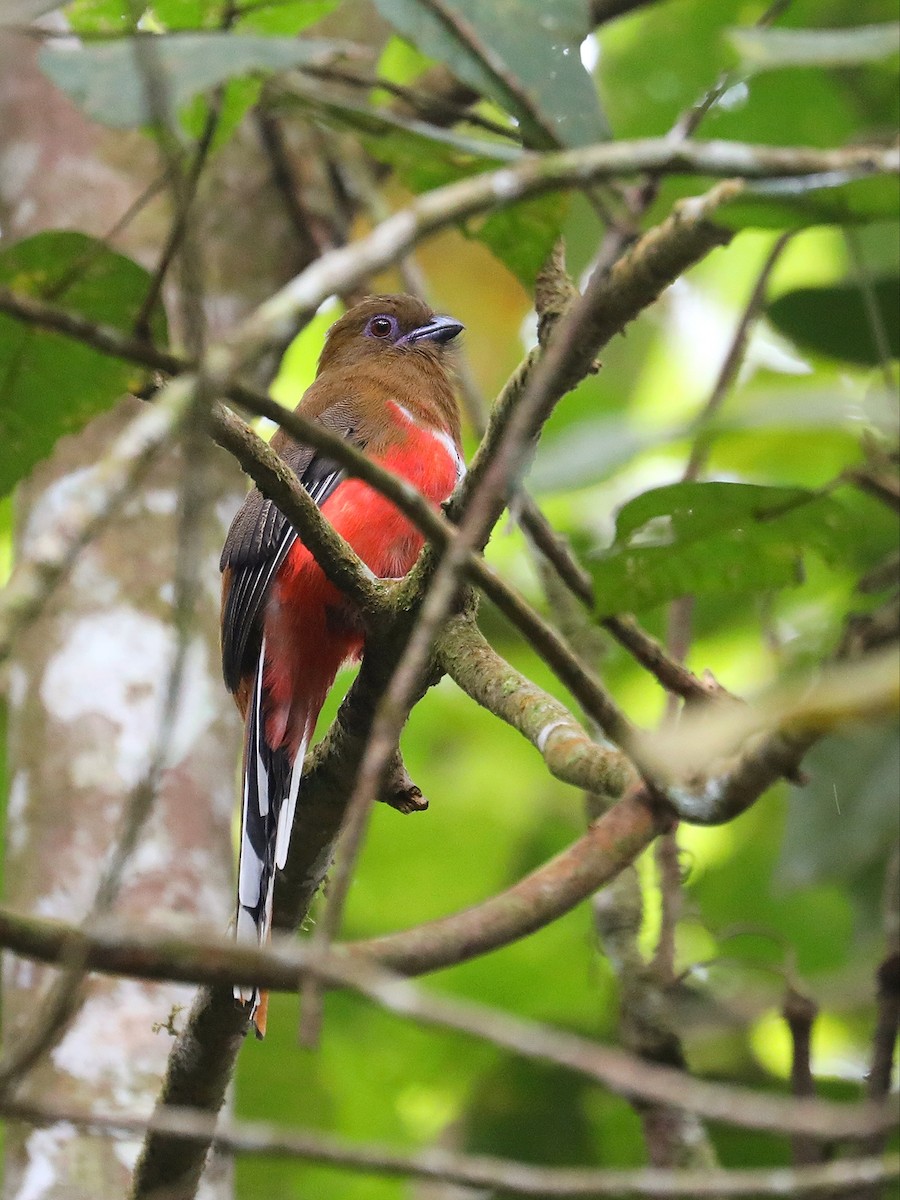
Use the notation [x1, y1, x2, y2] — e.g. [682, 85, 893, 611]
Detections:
[716, 172, 900, 230]
[777, 727, 900, 891]
[587, 482, 863, 618]
[236, 0, 340, 35]
[768, 278, 900, 365]
[38, 33, 356, 128]
[371, 0, 608, 148]
[467, 192, 570, 287]
[64, 0, 133, 33]
[67, 0, 340, 35]
[0, 232, 166, 496]
[729, 23, 900, 73]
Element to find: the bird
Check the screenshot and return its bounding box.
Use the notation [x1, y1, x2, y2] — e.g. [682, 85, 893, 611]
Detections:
[220, 294, 465, 1035]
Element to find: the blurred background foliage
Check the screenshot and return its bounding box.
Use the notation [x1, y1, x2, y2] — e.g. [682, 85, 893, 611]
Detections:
[0, 0, 898, 1196]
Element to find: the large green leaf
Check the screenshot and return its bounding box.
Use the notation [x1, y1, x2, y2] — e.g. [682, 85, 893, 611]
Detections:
[729, 23, 900, 73]
[715, 172, 900, 231]
[587, 482, 864, 618]
[236, 1, 339, 35]
[0, 232, 166, 496]
[372, 0, 608, 149]
[768, 277, 900, 365]
[38, 33, 354, 128]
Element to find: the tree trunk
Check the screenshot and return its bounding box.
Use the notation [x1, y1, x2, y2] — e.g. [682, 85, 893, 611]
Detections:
[0, 20, 314, 1197]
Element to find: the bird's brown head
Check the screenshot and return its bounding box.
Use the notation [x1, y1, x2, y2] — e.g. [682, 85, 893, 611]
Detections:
[317, 294, 463, 374]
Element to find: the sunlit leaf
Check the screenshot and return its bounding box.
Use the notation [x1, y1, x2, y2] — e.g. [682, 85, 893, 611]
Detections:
[587, 482, 865, 618]
[68, 0, 340, 33]
[729, 23, 900, 73]
[768, 278, 900, 365]
[0, 232, 166, 496]
[371, 0, 608, 148]
[56, 0, 131, 32]
[237, 0, 339, 35]
[38, 33, 357, 128]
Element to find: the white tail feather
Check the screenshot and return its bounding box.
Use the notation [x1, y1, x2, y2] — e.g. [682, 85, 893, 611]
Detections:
[275, 729, 308, 869]
[238, 645, 267, 910]
[234, 637, 310, 1026]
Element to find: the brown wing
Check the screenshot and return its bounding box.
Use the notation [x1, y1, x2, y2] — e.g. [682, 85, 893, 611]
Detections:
[220, 410, 361, 693]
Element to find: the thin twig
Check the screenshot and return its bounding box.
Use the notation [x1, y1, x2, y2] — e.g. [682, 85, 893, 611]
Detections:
[518, 496, 718, 700]
[783, 985, 822, 1167]
[414, 0, 562, 149]
[654, 230, 795, 988]
[300, 62, 519, 140]
[686, 230, 795, 482]
[253, 107, 323, 266]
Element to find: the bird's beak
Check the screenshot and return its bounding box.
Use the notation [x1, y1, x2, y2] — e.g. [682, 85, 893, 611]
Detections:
[403, 315, 464, 346]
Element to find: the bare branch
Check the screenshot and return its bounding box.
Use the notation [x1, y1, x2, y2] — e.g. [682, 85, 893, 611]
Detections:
[231, 140, 898, 363]
[452, 183, 739, 545]
[3, 1092, 896, 1197]
[0, 906, 896, 1142]
[518, 496, 723, 701]
[351, 782, 666, 973]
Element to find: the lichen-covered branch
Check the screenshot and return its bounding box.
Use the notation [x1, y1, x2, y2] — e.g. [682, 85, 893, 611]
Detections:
[212, 406, 381, 612]
[436, 613, 631, 794]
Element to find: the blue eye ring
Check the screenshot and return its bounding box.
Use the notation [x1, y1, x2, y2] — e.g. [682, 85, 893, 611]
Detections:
[366, 315, 397, 339]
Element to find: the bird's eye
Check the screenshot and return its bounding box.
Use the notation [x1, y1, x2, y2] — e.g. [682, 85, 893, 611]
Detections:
[368, 315, 395, 339]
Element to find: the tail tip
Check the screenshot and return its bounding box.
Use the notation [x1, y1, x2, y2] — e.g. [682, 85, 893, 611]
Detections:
[234, 986, 269, 1039]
